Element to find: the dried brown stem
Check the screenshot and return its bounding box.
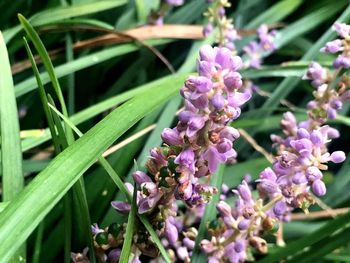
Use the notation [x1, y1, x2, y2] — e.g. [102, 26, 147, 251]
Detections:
[13, 23, 284, 75]
[238, 128, 273, 163]
[291, 207, 350, 220]
[102, 124, 156, 158]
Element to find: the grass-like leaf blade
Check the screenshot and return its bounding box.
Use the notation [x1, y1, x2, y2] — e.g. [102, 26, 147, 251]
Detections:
[0, 31, 25, 263]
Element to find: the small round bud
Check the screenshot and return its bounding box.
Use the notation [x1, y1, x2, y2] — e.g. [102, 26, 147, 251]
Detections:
[108, 223, 120, 237]
[95, 232, 109, 245]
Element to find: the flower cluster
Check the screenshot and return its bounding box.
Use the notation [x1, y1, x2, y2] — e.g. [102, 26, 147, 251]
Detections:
[200, 22, 350, 262]
[85, 44, 252, 262]
[321, 22, 350, 68]
[201, 180, 272, 263]
[303, 61, 350, 121]
[203, 0, 240, 51]
[243, 24, 277, 68]
[81, 20, 350, 263]
[135, 44, 250, 211]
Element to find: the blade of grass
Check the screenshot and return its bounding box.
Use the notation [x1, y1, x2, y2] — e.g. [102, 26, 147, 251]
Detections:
[22, 37, 62, 152]
[0, 32, 24, 202]
[246, 0, 303, 28]
[48, 102, 171, 262]
[0, 31, 25, 263]
[48, 102, 131, 201]
[21, 15, 95, 260]
[138, 215, 171, 263]
[191, 165, 225, 262]
[15, 39, 171, 98]
[256, 211, 350, 263]
[119, 185, 137, 263]
[23, 37, 76, 262]
[290, 225, 350, 263]
[32, 222, 45, 263]
[21, 73, 188, 152]
[0, 70, 182, 262]
[3, 0, 127, 42]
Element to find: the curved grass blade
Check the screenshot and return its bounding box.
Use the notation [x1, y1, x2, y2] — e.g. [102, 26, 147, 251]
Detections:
[246, 0, 303, 29]
[3, 0, 127, 42]
[48, 102, 131, 201]
[15, 39, 171, 98]
[290, 225, 350, 263]
[0, 31, 25, 263]
[257, 211, 350, 263]
[20, 15, 95, 260]
[119, 185, 137, 263]
[0, 32, 24, 201]
[0, 70, 182, 263]
[21, 73, 188, 151]
[48, 103, 172, 262]
[138, 215, 171, 263]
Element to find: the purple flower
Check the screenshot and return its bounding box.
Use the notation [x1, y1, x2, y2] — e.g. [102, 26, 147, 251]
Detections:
[312, 179, 327, 196]
[320, 39, 343, 53]
[108, 249, 121, 263]
[111, 201, 131, 213]
[236, 181, 252, 202]
[161, 128, 183, 145]
[165, 217, 178, 245]
[91, 223, 103, 235]
[334, 55, 350, 68]
[203, 23, 214, 37]
[133, 171, 152, 185]
[166, 0, 184, 6]
[224, 72, 243, 92]
[334, 22, 350, 38]
[175, 148, 196, 174]
[217, 201, 235, 227]
[302, 62, 327, 87]
[330, 151, 346, 163]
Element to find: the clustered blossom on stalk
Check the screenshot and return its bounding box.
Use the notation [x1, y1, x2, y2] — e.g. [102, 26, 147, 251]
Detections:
[73, 18, 350, 263]
[243, 24, 277, 68]
[321, 22, 350, 68]
[130, 44, 251, 212]
[148, 0, 185, 25]
[203, 0, 240, 51]
[200, 22, 349, 263]
[83, 45, 252, 262]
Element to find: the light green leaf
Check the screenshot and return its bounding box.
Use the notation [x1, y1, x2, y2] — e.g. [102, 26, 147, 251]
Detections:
[0, 31, 25, 263]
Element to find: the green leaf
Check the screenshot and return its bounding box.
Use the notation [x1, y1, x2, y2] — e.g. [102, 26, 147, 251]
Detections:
[0, 32, 24, 202]
[191, 165, 225, 262]
[20, 15, 94, 260]
[257, 211, 350, 263]
[15, 39, 171, 98]
[21, 72, 188, 152]
[0, 31, 25, 263]
[246, 0, 303, 29]
[48, 103, 172, 263]
[48, 102, 131, 201]
[3, 0, 127, 42]
[0, 70, 184, 262]
[275, 1, 348, 48]
[290, 225, 350, 263]
[138, 214, 172, 263]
